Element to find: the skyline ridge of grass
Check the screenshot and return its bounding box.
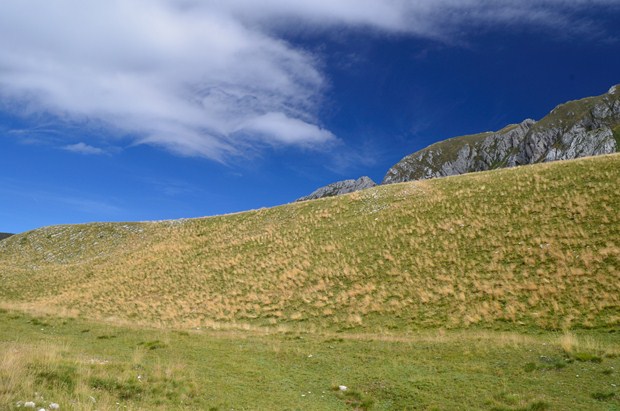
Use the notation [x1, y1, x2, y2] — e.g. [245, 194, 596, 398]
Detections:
[1, 154, 619, 333]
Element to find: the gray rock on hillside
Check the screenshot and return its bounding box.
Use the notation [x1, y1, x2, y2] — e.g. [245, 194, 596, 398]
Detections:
[383, 119, 536, 183]
[296, 84, 620, 201]
[297, 176, 376, 201]
[383, 84, 620, 184]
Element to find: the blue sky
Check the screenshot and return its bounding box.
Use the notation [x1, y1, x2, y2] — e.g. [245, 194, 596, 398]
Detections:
[1, 1, 619, 233]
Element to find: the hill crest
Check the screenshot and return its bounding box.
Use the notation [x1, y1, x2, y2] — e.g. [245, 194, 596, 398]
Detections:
[2, 154, 618, 332]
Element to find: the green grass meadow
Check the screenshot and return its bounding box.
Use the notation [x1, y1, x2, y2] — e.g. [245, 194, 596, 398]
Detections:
[1, 309, 619, 410]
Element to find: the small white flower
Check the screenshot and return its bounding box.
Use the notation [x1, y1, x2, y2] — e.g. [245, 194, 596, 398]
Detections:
[339, 385, 347, 391]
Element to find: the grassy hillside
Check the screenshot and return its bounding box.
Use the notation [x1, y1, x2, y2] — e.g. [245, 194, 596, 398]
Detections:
[1, 154, 619, 332]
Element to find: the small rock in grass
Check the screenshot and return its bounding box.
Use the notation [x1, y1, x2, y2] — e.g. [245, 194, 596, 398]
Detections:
[339, 385, 347, 391]
[24, 402, 36, 408]
[49, 403, 60, 410]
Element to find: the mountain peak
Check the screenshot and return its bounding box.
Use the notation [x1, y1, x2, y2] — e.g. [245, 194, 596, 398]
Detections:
[382, 85, 619, 184]
[297, 84, 619, 201]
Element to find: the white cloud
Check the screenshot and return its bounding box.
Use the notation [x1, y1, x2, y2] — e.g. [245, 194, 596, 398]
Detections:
[239, 112, 335, 146]
[0, 0, 616, 161]
[211, 0, 620, 40]
[63, 142, 106, 155]
[0, 0, 327, 161]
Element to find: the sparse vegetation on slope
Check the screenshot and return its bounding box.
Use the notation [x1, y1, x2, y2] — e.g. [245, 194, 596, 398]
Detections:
[1, 154, 618, 332]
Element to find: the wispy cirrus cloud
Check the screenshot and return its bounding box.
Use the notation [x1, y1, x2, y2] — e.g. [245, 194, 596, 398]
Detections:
[63, 142, 106, 155]
[0, 1, 617, 162]
[0, 177, 121, 216]
[209, 0, 620, 40]
[0, 0, 330, 161]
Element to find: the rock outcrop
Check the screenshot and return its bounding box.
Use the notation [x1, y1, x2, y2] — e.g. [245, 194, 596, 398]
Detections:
[383, 84, 620, 184]
[297, 176, 376, 201]
[296, 84, 620, 201]
[0, 233, 14, 241]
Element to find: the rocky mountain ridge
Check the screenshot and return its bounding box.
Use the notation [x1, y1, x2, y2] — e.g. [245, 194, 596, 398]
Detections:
[384, 84, 619, 184]
[296, 176, 376, 201]
[298, 84, 619, 199]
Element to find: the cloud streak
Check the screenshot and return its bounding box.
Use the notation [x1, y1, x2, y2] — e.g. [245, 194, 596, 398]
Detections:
[0, 177, 121, 216]
[63, 142, 106, 155]
[0, 0, 330, 161]
[0, 0, 617, 161]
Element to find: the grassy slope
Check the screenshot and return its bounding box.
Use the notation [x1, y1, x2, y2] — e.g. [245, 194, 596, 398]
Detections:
[1, 154, 619, 332]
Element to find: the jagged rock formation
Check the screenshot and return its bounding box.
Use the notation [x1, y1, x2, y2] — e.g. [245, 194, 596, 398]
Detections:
[297, 84, 620, 201]
[297, 176, 376, 201]
[383, 84, 620, 184]
[0, 233, 14, 241]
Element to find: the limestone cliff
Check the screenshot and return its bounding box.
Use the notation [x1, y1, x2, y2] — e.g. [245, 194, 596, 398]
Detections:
[383, 85, 620, 184]
[297, 176, 376, 201]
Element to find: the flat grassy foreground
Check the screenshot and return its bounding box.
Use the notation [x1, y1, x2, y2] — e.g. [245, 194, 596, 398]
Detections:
[0, 309, 619, 410]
